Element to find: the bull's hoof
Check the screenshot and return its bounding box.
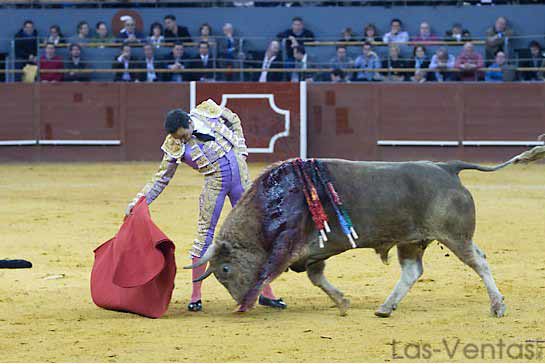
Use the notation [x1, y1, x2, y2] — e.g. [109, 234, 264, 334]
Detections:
[491, 301, 507, 318]
[374, 305, 393, 318]
[337, 298, 350, 316]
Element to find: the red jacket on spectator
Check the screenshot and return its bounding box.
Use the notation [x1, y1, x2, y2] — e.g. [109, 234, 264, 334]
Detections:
[455, 50, 484, 81]
[40, 55, 63, 82]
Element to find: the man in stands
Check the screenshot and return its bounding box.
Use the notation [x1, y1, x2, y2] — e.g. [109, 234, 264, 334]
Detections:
[519, 41, 544, 81]
[64, 44, 89, 82]
[290, 45, 312, 82]
[39, 43, 63, 82]
[455, 42, 484, 82]
[485, 51, 509, 82]
[354, 41, 382, 82]
[429, 47, 456, 82]
[258, 40, 284, 82]
[485, 16, 512, 65]
[382, 18, 409, 44]
[163, 14, 192, 42]
[190, 41, 215, 81]
[118, 16, 144, 43]
[162, 43, 190, 82]
[329, 46, 354, 80]
[412, 21, 439, 43]
[276, 16, 315, 61]
[138, 43, 160, 82]
[14, 20, 38, 81]
[113, 44, 139, 82]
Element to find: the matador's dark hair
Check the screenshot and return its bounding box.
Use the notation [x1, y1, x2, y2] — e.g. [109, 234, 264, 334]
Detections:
[164, 109, 191, 134]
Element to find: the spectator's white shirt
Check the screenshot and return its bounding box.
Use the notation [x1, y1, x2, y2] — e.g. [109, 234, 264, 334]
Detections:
[429, 54, 456, 69]
[382, 31, 409, 44]
[259, 55, 276, 83]
[291, 54, 308, 82]
[201, 54, 209, 66]
[117, 55, 131, 81]
[146, 57, 156, 82]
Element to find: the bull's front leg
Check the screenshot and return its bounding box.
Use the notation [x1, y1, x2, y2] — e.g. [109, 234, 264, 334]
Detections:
[307, 260, 350, 316]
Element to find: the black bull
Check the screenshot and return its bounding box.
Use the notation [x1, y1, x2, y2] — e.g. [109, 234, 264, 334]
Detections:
[186, 147, 544, 317]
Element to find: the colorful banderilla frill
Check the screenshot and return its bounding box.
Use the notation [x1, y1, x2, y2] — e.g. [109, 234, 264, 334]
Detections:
[312, 159, 359, 248]
[292, 158, 330, 247]
[292, 158, 358, 249]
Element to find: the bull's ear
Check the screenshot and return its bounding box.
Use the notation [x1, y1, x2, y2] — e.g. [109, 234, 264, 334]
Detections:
[218, 240, 232, 256]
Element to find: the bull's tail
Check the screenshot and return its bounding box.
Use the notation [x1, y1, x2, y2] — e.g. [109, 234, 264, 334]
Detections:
[441, 143, 545, 175]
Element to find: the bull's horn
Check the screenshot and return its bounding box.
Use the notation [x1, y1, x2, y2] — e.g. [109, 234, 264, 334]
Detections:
[538, 133, 545, 141]
[192, 266, 214, 282]
[183, 244, 217, 269]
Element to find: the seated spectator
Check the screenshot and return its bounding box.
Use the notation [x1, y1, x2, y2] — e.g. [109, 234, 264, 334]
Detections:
[148, 22, 165, 48]
[382, 19, 409, 44]
[63, 44, 89, 82]
[429, 47, 456, 82]
[14, 20, 38, 78]
[218, 23, 237, 60]
[485, 16, 512, 65]
[198, 23, 214, 44]
[113, 44, 139, 82]
[411, 69, 428, 83]
[258, 40, 284, 82]
[385, 44, 409, 82]
[276, 16, 315, 61]
[519, 41, 545, 81]
[93, 21, 114, 45]
[138, 43, 161, 82]
[408, 45, 430, 71]
[162, 43, 189, 82]
[163, 14, 192, 42]
[218, 23, 239, 81]
[339, 27, 356, 43]
[39, 42, 63, 82]
[412, 22, 439, 43]
[485, 51, 507, 82]
[46, 25, 64, 46]
[290, 45, 313, 82]
[190, 41, 215, 81]
[455, 42, 484, 82]
[329, 46, 354, 79]
[362, 24, 381, 43]
[118, 16, 144, 43]
[330, 68, 348, 83]
[69, 21, 91, 45]
[354, 41, 382, 82]
[444, 23, 471, 42]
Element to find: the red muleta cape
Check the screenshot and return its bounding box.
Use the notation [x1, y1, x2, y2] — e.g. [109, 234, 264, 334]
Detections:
[91, 197, 176, 318]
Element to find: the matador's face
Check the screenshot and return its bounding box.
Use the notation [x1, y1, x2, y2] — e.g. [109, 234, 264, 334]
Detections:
[172, 120, 194, 143]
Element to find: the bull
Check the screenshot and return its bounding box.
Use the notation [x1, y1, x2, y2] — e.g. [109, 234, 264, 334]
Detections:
[185, 145, 545, 317]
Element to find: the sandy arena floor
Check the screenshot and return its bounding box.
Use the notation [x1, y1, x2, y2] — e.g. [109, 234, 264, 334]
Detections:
[0, 162, 544, 362]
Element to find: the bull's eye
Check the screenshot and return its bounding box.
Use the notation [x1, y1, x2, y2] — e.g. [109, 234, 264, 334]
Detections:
[222, 265, 231, 274]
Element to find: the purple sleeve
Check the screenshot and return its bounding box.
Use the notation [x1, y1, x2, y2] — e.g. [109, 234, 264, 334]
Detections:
[144, 158, 179, 204]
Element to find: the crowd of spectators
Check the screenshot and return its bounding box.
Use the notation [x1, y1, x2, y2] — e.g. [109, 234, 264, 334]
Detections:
[11, 14, 545, 82]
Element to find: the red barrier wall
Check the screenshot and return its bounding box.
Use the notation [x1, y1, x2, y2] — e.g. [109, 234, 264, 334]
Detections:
[1, 83, 543, 163]
[308, 83, 545, 162]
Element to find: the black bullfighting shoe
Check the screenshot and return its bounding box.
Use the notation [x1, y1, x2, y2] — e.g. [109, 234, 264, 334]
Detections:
[258, 295, 287, 309]
[187, 300, 202, 312]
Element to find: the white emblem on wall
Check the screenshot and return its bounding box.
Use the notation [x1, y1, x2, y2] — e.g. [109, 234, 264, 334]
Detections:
[219, 94, 290, 154]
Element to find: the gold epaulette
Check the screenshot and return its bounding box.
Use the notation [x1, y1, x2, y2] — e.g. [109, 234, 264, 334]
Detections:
[192, 99, 223, 119]
[221, 107, 240, 126]
[160, 134, 185, 159]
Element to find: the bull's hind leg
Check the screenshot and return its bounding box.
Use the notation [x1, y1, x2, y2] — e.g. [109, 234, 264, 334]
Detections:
[307, 260, 350, 316]
[375, 242, 428, 318]
[443, 239, 506, 317]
